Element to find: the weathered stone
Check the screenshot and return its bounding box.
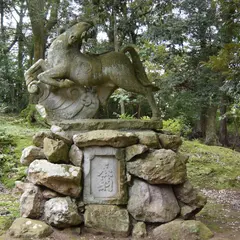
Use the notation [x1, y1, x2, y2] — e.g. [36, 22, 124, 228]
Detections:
[125, 144, 148, 161]
[15, 181, 35, 193]
[83, 146, 127, 204]
[51, 125, 73, 145]
[173, 180, 207, 219]
[43, 137, 69, 163]
[69, 144, 83, 167]
[73, 130, 138, 148]
[134, 130, 161, 148]
[42, 189, 61, 199]
[8, 217, 53, 239]
[84, 205, 130, 237]
[54, 119, 163, 131]
[20, 146, 46, 166]
[20, 183, 43, 219]
[127, 179, 180, 223]
[28, 160, 81, 197]
[152, 219, 213, 240]
[127, 149, 187, 184]
[32, 131, 53, 148]
[158, 133, 182, 151]
[44, 197, 82, 228]
[132, 222, 147, 239]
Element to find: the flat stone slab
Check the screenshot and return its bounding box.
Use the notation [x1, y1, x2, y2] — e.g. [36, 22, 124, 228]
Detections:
[84, 205, 130, 237]
[50, 119, 163, 131]
[83, 146, 127, 204]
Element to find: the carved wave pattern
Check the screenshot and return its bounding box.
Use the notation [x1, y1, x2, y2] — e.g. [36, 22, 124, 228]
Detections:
[37, 83, 99, 120]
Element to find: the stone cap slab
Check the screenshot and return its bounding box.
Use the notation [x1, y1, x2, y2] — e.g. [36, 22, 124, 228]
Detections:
[49, 119, 163, 131]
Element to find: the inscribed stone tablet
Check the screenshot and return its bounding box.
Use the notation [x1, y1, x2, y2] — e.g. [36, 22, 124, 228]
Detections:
[83, 147, 127, 204]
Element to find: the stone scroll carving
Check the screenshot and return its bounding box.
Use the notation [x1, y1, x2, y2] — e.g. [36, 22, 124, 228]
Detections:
[25, 22, 161, 120]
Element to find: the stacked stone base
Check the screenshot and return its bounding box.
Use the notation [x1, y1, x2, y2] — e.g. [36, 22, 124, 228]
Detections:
[9, 120, 213, 239]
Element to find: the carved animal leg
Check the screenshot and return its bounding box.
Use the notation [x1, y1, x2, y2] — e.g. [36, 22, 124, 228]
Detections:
[145, 88, 161, 120]
[96, 84, 117, 105]
[25, 59, 47, 85]
[37, 66, 72, 88]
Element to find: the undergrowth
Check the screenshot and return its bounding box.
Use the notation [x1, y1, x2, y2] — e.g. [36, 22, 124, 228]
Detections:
[181, 139, 240, 190]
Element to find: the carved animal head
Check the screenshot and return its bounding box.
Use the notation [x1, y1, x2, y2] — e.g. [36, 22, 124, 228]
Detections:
[67, 22, 93, 46]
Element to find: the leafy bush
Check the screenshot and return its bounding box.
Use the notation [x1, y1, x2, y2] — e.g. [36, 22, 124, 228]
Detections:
[163, 117, 192, 137]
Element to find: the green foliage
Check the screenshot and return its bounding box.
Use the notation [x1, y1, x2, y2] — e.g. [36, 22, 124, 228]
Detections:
[163, 118, 192, 137]
[181, 140, 240, 189]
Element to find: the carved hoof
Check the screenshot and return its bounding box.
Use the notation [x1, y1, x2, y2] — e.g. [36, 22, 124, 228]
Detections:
[60, 79, 75, 88]
[28, 80, 40, 94]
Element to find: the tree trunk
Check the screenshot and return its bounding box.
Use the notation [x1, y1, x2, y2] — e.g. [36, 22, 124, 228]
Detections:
[205, 105, 220, 145]
[219, 96, 229, 146]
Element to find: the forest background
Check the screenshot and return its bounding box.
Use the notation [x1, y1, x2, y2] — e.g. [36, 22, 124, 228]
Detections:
[1, 0, 240, 147]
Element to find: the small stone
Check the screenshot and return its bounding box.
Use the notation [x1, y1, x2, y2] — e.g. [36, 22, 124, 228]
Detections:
[51, 125, 73, 145]
[173, 180, 207, 219]
[15, 181, 35, 193]
[73, 130, 138, 148]
[20, 184, 43, 219]
[33, 131, 53, 148]
[152, 219, 213, 240]
[84, 205, 130, 237]
[20, 146, 46, 166]
[44, 197, 82, 228]
[42, 189, 60, 199]
[43, 137, 69, 163]
[134, 130, 161, 148]
[8, 217, 53, 238]
[127, 149, 187, 184]
[132, 222, 147, 238]
[125, 144, 148, 161]
[127, 179, 180, 223]
[158, 133, 182, 151]
[69, 145, 83, 167]
[28, 160, 81, 197]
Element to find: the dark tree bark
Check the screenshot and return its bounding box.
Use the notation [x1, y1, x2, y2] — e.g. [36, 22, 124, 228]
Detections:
[205, 105, 220, 145]
[219, 95, 229, 146]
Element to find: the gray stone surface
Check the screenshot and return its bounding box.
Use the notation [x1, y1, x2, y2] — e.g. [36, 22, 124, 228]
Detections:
[42, 189, 61, 199]
[43, 137, 69, 163]
[84, 205, 130, 237]
[125, 144, 148, 161]
[73, 130, 138, 148]
[127, 179, 180, 223]
[50, 125, 73, 145]
[134, 130, 161, 148]
[44, 197, 82, 228]
[28, 160, 81, 197]
[127, 149, 187, 184]
[152, 219, 213, 240]
[83, 146, 127, 204]
[69, 144, 83, 167]
[20, 183, 43, 219]
[132, 222, 147, 239]
[20, 146, 46, 166]
[32, 131, 53, 148]
[54, 119, 163, 131]
[158, 133, 182, 151]
[8, 217, 53, 239]
[173, 180, 207, 219]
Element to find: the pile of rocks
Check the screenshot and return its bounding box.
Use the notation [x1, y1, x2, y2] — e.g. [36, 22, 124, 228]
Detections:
[8, 123, 213, 239]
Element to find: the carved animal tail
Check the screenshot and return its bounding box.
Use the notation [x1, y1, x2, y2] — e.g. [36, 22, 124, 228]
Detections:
[121, 46, 159, 91]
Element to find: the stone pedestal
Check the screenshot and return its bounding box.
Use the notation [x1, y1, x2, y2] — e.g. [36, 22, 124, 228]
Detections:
[9, 120, 212, 239]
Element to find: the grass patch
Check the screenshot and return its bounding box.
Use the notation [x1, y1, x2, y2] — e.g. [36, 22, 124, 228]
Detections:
[0, 114, 47, 188]
[181, 139, 240, 189]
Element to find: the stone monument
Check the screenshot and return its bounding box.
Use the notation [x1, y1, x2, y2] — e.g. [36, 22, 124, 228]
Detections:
[8, 22, 213, 239]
